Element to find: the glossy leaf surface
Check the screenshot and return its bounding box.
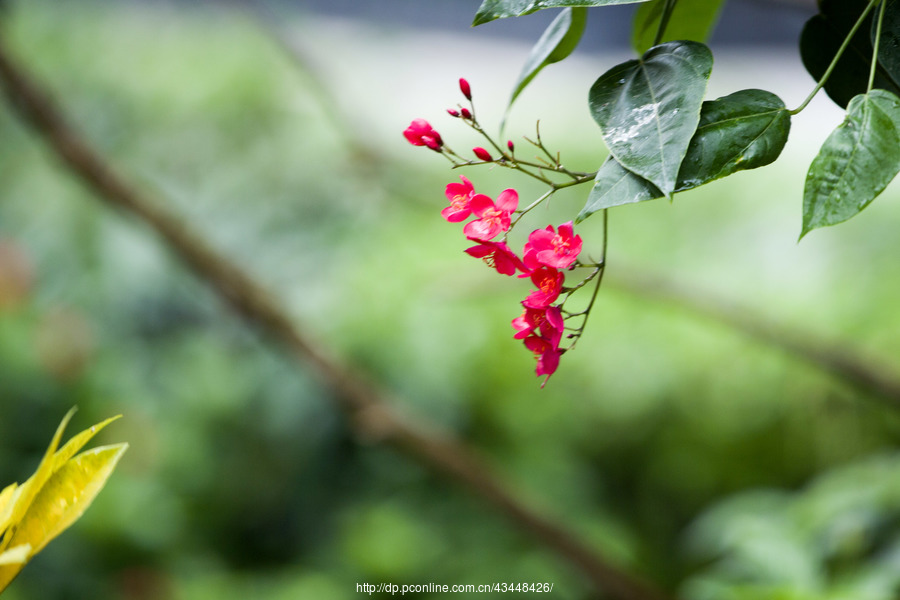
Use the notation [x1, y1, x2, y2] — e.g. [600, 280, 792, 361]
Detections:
[631, 0, 727, 54]
[588, 41, 713, 198]
[579, 89, 791, 220]
[802, 89, 900, 237]
[473, 0, 648, 25]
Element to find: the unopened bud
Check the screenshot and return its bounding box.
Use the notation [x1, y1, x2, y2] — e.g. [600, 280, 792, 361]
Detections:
[460, 108, 472, 120]
[473, 147, 492, 162]
[507, 140, 515, 153]
[447, 109, 460, 117]
[459, 78, 472, 100]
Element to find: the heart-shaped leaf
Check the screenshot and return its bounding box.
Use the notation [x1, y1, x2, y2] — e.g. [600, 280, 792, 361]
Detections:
[800, 0, 900, 109]
[505, 7, 587, 125]
[579, 89, 791, 221]
[473, 0, 649, 25]
[588, 41, 713, 198]
[802, 89, 900, 237]
[632, 0, 727, 54]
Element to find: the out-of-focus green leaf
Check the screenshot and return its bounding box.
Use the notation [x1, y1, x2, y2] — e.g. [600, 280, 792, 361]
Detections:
[588, 41, 712, 198]
[579, 89, 790, 220]
[505, 8, 587, 123]
[800, 0, 899, 109]
[802, 89, 900, 237]
[473, 0, 648, 25]
[631, 0, 726, 54]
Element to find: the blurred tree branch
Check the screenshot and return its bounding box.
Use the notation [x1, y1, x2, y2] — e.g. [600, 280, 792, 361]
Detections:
[0, 36, 671, 600]
[611, 269, 900, 408]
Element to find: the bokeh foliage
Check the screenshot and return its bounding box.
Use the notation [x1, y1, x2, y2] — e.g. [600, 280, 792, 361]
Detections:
[1, 1, 900, 599]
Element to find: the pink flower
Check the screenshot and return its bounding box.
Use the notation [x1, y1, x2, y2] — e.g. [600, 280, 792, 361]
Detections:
[473, 147, 492, 162]
[403, 119, 443, 150]
[523, 222, 583, 270]
[463, 189, 518, 241]
[442, 176, 475, 222]
[523, 334, 561, 386]
[459, 78, 472, 100]
[523, 266, 564, 309]
[512, 305, 564, 340]
[460, 108, 472, 120]
[465, 240, 528, 276]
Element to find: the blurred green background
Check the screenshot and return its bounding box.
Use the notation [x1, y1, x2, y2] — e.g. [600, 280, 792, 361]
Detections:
[1, 1, 900, 599]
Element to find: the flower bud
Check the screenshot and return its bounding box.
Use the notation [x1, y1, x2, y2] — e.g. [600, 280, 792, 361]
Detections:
[507, 140, 515, 153]
[473, 147, 492, 162]
[460, 108, 472, 120]
[447, 109, 460, 117]
[459, 78, 472, 100]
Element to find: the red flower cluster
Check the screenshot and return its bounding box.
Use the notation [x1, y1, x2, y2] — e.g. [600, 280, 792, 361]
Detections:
[436, 175, 583, 386]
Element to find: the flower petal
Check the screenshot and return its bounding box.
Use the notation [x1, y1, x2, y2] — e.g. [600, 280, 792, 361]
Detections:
[495, 189, 518, 213]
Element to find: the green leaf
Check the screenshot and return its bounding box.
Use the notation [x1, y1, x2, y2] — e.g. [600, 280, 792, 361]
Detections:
[578, 158, 661, 220]
[800, 0, 900, 109]
[505, 8, 587, 124]
[578, 89, 791, 221]
[678, 89, 791, 187]
[802, 89, 900, 237]
[473, 0, 648, 25]
[588, 41, 713, 198]
[631, 0, 727, 54]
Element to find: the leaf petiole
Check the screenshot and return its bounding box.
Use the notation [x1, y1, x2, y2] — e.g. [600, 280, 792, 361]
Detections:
[652, 0, 679, 47]
[791, 0, 882, 115]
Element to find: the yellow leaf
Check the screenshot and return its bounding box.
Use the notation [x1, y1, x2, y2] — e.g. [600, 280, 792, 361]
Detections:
[0, 545, 29, 566]
[0, 443, 128, 592]
[0, 484, 18, 537]
[0, 408, 76, 553]
[52, 415, 122, 472]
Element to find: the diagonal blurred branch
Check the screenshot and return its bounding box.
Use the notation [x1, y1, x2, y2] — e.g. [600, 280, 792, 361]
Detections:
[0, 36, 670, 600]
[230, 0, 382, 169]
[610, 269, 900, 408]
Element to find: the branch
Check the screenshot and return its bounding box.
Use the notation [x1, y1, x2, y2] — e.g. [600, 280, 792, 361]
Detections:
[0, 37, 671, 600]
[611, 268, 900, 409]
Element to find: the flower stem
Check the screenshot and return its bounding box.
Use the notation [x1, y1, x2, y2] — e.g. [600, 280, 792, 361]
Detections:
[562, 210, 608, 348]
